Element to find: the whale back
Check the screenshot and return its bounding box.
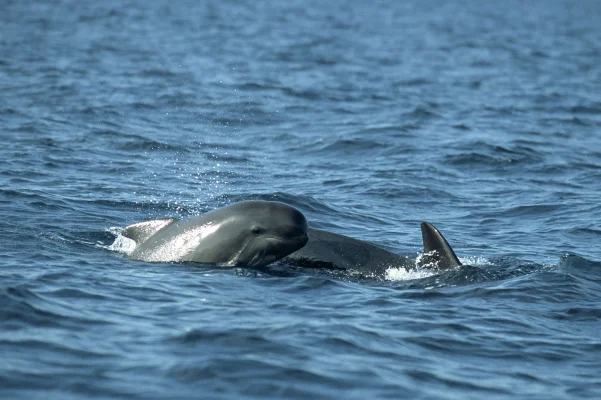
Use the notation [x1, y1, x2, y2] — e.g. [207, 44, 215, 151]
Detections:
[122, 218, 177, 245]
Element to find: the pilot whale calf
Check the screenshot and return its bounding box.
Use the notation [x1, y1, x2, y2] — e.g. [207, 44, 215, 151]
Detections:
[122, 201, 309, 267]
[283, 222, 461, 275]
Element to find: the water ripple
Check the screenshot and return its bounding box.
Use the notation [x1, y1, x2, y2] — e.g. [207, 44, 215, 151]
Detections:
[3, 0, 601, 398]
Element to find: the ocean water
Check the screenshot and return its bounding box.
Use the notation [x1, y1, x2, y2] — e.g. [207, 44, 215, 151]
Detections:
[2, 0, 601, 398]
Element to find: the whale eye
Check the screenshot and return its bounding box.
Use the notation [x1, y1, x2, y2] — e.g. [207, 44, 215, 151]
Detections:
[251, 226, 265, 236]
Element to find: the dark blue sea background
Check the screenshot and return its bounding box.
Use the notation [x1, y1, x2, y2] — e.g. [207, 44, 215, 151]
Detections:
[2, 0, 601, 398]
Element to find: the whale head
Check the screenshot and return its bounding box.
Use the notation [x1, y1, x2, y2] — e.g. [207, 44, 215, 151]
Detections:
[202, 200, 309, 267]
[123, 200, 309, 267]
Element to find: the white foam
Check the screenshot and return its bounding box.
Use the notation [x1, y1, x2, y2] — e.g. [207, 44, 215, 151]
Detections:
[385, 266, 436, 281]
[415, 250, 439, 269]
[107, 229, 137, 255]
[384, 254, 492, 281]
[458, 256, 492, 266]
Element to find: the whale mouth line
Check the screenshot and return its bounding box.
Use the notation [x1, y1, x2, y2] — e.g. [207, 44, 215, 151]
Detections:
[227, 234, 308, 267]
[264, 235, 308, 245]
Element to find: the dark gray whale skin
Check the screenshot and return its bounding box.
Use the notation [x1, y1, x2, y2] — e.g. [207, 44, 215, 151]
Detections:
[283, 222, 461, 275]
[122, 201, 309, 267]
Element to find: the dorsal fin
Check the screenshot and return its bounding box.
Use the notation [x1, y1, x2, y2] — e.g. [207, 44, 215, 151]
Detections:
[122, 218, 177, 244]
[418, 222, 461, 270]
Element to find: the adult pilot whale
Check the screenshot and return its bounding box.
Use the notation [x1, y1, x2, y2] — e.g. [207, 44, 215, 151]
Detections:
[283, 222, 461, 275]
[121, 201, 309, 267]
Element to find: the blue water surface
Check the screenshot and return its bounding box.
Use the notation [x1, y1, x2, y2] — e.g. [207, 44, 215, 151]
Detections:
[2, 0, 601, 398]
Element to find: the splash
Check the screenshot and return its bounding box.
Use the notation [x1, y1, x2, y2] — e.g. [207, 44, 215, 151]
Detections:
[415, 250, 439, 269]
[458, 256, 493, 266]
[385, 254, 493, 281]
[385, 267, 436, 281]
[107, 228, 137, 254]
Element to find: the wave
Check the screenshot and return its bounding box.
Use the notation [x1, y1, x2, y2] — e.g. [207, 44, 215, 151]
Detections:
[0, 286, 110, 329]
[92, 130, 189, 152]
[318, 138, 389, 153]
[444, 142, 544, 167]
